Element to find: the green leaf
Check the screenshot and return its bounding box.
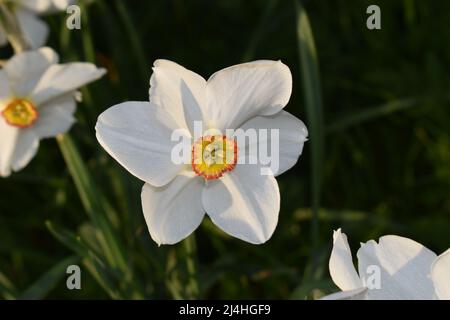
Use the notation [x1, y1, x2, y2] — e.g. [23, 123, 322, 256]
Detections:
[19, 256, 79, 300]
[0, 271, 18, 300]
[326, 98, 419, 133]
[115, 0, 148, 82]
[56, 134, 128, 273]
[82, 257, 123, 299]
[182, 235, 199, 299]
[241, 0, 278, 62]
[80, 2, 96, 63]
[46, 220, 90, 257]
[295, 1, 324, 250]
[293, 208, 401, 228]
[46, 220, 123, 299]
[290, 279, 335, 300]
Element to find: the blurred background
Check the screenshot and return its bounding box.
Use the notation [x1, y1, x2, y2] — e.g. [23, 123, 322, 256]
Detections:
[0, 0, 449, 299]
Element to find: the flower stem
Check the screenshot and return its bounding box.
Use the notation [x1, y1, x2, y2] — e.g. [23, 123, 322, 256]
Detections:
[0, 3, 30, 53]
[183, 235, 199, 299]
[295, 0, 323, 259]
[56, 134, 129, 273]
[115, 0, 148, 82]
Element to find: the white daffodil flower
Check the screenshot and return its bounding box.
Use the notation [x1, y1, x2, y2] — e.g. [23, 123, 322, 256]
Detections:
[96, 59, 308, 245]
[0, 0, 74, 49]
[322, 229, 450, 300]
[0, 47, 106, 177]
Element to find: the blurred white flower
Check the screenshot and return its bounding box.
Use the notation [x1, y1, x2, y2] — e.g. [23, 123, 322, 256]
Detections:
[50, 0, 76, 11]
[0, 0, 74, 49]
[322, 229, 450, 300]
[96, 60, 308, 245]
[0, 47, 106, 177]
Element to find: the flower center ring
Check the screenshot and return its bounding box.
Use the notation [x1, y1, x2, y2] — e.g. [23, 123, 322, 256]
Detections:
[2, 98, 38, 128]
[191, 135, 237, 180]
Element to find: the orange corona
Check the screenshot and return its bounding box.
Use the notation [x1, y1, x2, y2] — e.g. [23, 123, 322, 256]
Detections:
[2, 98, 38, 128]
[191, 135, 237, 180]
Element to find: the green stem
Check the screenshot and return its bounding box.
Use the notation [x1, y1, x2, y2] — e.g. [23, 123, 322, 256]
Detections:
[295, 1, 324, 256]
[80, 2, 96, 63]
[241, 0, 278, 62]
[115, 0, 148, 82]
[56, 134, 128, 272]
[183, 235, 199, 299]
[0, 4, 144, 299]
[0, 3, 30, 53]
[57, 134, 147, 298]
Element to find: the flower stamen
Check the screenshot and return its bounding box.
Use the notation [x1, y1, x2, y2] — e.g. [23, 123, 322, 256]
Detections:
[2, 98, 38, 128]
[191, 135, 237, 180]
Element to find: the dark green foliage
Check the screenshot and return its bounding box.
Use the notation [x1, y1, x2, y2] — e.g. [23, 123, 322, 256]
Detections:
[0, 0, 448, 299]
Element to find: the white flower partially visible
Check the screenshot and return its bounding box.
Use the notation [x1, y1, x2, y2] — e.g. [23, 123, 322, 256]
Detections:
[96, 59, 308, 245]
[49, 0, 75, 11]
[0, 0, 75, 49]
[322, 229, 450, 300]
[0, 46, 106, 177]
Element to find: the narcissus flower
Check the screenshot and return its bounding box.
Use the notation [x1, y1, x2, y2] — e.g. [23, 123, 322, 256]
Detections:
[96, 60, 308, 245]
[322, 229, 450, 300]
[0, 47, 106, 177]
[0, 0, 74, 49]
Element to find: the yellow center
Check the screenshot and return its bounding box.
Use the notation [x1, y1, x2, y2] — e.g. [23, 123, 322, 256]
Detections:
[2, 98, 38, 128]
[191, 135, 237, 180]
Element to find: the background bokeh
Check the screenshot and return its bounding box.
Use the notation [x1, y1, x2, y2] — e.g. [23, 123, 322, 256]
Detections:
[0, 0, 449, 299]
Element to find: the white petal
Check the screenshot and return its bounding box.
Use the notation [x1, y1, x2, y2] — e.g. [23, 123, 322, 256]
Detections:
[3, 47, 58, 77]
[31, 63, 106, 105]
[431, 249, 450, 300]
[3, 47, 58, 97]
[357, 235, 437, 299]
[206, 60, 292, 130]
[238, 111, 308, 176]
[141, 173, 205, 245]
[0, 119, 19, 177]
[33, 94, 76, 139]
[10, 129, 39, 172]
[202, 163, 280, 244]
[150, 59, 207, 134]
[52, 0, 75, 10]
[320, 287, 368, 300]
[96, 101, 187, 187]
[0, 70, 11, 99]
[16, 9, 49, 49]
[17, 0, 52, 13]
[329, 229, 362, 291]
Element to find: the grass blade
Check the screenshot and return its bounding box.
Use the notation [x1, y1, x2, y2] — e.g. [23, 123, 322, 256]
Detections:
[46, 220, 90, 257]
[46, 220, 124, 299]
[182, 235, 199, 299]
[326, 98, 419, 133]
[0, 271, 18, 300]
[80, 2, 96, 63]
[56, 134, 128, 273]
[290, 279, 335, 300]
[295, 1, 324, 251]
[115, 0, 148, 82]
[19, 256, 79, 300]
[241, 0, 278, 62]
[82, 257, 123, 299]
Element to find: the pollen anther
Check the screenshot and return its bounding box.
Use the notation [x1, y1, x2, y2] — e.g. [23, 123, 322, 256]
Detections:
[2, 98, 38, 128]
[191, 135, 237, 180]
